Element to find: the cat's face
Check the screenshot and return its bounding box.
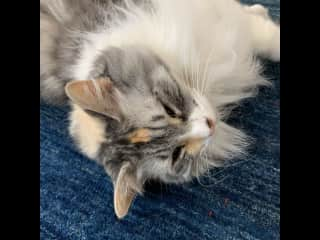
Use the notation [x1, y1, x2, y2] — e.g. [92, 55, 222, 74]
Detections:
[65, 46, 216, 218]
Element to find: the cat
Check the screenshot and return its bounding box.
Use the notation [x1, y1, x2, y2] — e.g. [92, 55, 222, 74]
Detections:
[40, 0, 280, 218]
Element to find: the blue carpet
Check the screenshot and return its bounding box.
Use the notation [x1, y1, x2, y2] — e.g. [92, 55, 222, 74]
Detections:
[40, 1, 280, 239]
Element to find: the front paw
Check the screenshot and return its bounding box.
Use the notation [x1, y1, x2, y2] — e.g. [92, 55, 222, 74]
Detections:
[245, 4, 269, 19]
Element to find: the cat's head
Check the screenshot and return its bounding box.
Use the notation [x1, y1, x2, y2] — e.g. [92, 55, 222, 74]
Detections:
[65, 46, 217, 218]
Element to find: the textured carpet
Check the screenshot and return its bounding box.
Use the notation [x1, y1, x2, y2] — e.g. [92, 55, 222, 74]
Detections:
[40, 1, 280, 239]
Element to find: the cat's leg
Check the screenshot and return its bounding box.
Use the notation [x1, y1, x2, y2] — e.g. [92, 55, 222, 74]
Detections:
[244, 5, 280, 61]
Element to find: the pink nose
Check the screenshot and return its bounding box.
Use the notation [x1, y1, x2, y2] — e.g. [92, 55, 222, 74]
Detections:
[206, 118, 215, 133]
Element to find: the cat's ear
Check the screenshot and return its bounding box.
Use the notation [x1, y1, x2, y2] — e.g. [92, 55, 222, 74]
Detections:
[65, 78, 123, 122]
[113, 162, 142, 219]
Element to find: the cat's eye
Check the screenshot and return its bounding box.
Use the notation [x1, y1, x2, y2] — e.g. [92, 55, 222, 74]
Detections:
[172, 145, 185, 165]
[162, 103, 177, 118]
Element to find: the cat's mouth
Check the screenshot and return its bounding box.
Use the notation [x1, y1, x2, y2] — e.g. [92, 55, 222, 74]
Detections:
[184, 134, 213, 156]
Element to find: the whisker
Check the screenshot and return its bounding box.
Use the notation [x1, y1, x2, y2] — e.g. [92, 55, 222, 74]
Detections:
[191, 55, 195, 89]
[201, 47, 215, 94]
[196, 56, 201, 94]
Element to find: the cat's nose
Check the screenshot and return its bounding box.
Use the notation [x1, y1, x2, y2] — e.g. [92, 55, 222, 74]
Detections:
[206, 118, 215, 134]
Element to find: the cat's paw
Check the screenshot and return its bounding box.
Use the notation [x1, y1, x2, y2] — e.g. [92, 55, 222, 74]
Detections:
[244, 4, 269, 19]
[268, 24, 280, 62]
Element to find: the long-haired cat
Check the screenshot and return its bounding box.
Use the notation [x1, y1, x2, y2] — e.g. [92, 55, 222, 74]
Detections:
[40, 0, 280, 218]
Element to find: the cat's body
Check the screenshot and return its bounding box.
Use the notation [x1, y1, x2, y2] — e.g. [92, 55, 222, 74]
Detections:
[40, 0, 280, 218]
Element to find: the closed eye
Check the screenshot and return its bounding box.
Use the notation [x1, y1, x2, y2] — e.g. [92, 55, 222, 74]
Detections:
[171, 145, 185, 166]
[162, 103, 177, 118]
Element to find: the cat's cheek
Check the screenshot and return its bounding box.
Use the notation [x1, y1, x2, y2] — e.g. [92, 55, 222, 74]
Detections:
[69, 104, 106, 159]
[137, 159, 170, 182]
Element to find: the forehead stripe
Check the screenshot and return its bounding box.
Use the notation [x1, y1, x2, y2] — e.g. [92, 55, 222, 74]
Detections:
[148, 147, 169, 155]
[158, 155, 169, 160]
[128, 128, 151, 144]
[146, 126, 167, 131]
[151, 115, 166, 121]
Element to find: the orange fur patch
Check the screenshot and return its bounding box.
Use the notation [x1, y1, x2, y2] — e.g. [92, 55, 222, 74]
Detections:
[168, 117, 182, 125]
[128, 128, 151, 144]
[185, 138, 204, 155]
[69, 104, 106, 159]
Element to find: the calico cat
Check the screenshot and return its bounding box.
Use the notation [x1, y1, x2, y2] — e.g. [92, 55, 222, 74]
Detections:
[40, 0, 280, 218]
